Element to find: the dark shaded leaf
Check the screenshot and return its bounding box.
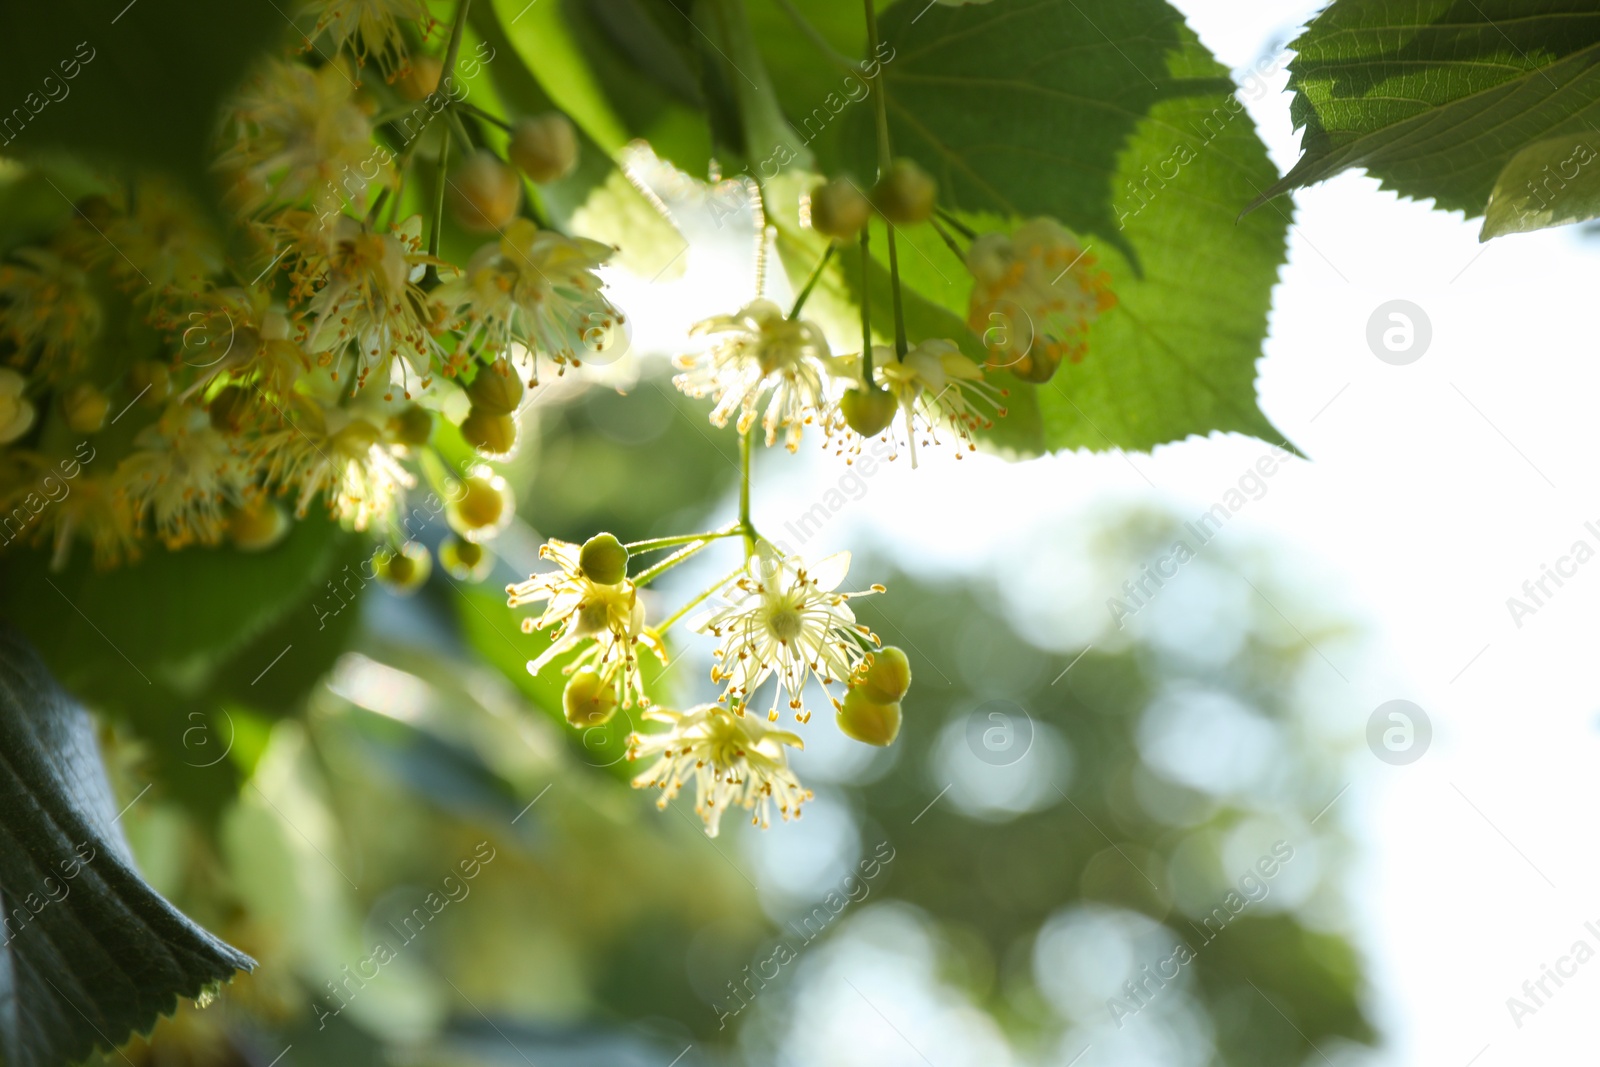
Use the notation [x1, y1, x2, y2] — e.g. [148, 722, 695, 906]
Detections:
[0, 626, 252, 1067]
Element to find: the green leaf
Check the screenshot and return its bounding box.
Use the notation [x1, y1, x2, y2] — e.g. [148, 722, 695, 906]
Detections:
[0, 1, 286, 208]
[1482, 134, 1600, 238]
[0, 512, 354, 704]
[1258, 1, 1600, 235]
[810, 0, 1288, 451]
[0, 627, 253, 1066]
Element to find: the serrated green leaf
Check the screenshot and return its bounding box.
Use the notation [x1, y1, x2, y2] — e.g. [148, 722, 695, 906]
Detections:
[1258, 1, 1600, 230]
[810, 0, 1288, 451]
[0, 627, 252, 1066]
[1482, 133, 1600, 238]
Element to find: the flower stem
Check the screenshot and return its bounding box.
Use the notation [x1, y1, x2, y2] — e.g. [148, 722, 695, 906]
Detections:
[653, 564, 746, 634]
[862, 0, 907, 359]
[935, 207, 976, 239]
[789, 243, 834, 319]
[633, 537, 716, 587]
[626, 527, 741, 553]
[929, 215, 967, 260]
[859, 225, 874, 386]
[426, 0, 473, 280]
[456, 99, 512, 131]
[739, 428, 756, 558]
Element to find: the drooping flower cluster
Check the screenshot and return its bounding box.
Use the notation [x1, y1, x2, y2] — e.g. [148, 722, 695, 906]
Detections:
[966, 217, 1115, 382]
[506, 537, 657, 710]
[0, 6, 614, 573]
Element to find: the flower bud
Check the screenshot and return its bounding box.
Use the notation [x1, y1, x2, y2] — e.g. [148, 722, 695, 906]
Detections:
[836, 686, 901, 747]
[397, 55, 443, 101]
[388, 404, 433, 447]
[809, 178, 872, 241]
[376, 541, 432, 594]
[440, 535, 491, 580]
[208, 385, 251, 434]
[579, 532, 628, 585]
[61, 383, 110, 434]
[448, 470, 514, 541]
[448, 149, 522, 233]
[0, 369, 36, 445]
[509, 112, 579, 183]
[838, 385, 896, 437]
[129, 360, 172, 405]
[563, 668, 618, 727]
[228, 498, 290, 552]
[872, 159, 937, 225]
[859, 646, 911, 703]
[460, 407, 518, 456]
[466, 359, 523, 414]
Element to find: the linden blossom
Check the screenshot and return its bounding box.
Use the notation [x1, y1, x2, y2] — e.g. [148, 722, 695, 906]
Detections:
[1503, 519, 1600, 629]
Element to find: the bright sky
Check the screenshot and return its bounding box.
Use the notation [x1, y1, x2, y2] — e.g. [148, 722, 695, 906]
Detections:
[597, 4, 1600, 1062]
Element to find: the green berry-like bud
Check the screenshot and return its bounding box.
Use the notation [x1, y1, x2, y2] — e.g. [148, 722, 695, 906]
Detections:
[579, 532, 628, 585]
[860, 646, 912, 703]
[460, 407, 518, 456]
[332, 418, 383, 458]
[809, 178, 872, 241]
[563, 668, 618, 727]
[440, 535, 491, 580]
[376, 541, 432, 594]
[836, 686, 902, 747]
[872, 159, 937, 225]
[466, 359, 524, 415]
[61, 383, 110, 434]
[448, 473, 513, 540]
[208, 385, 250, 434]
[228, 499, 290, 552]
[448, 149, 523, 234]
[129, 360, 172, 406]
[509, 112, 579, 184]
[389, 404, 433, 447]
[838, 385, 896, 437]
